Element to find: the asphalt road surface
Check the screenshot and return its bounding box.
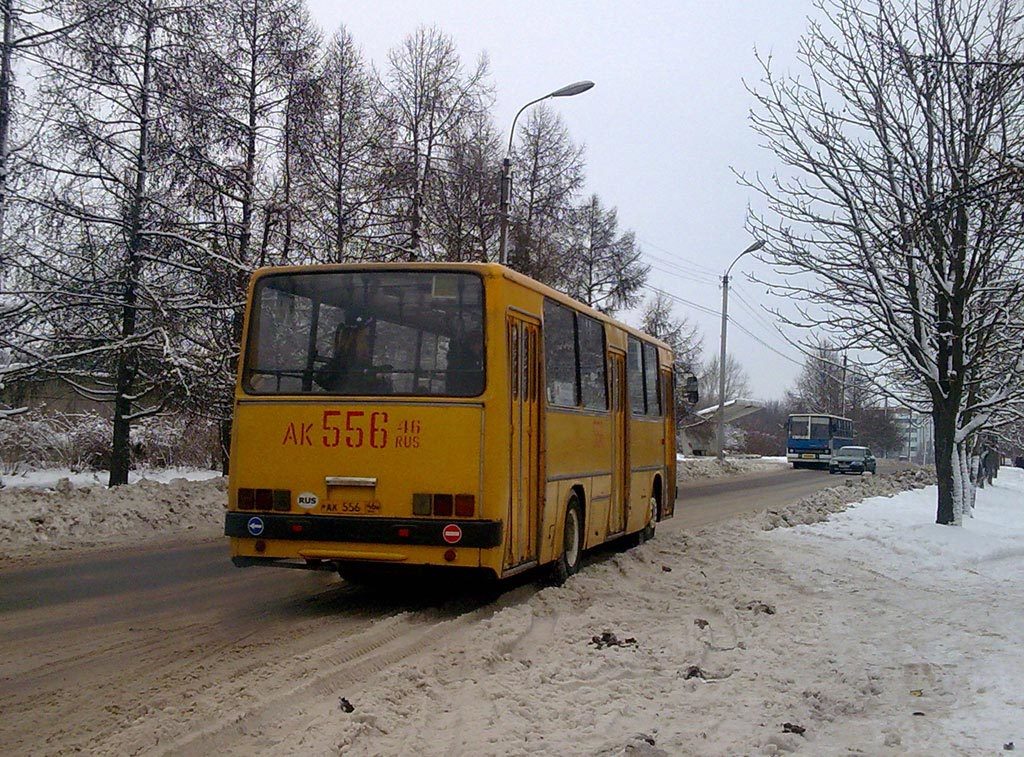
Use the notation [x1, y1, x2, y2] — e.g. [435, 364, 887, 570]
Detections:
[0, 464, 858, 754]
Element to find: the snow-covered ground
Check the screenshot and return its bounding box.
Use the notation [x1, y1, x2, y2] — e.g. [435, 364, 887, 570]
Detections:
[265, 468, 1019, 756]
[4, 460, 1019, 754]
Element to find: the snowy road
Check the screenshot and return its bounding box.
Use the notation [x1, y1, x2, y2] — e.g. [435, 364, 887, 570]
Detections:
[0, 464, 892, 754]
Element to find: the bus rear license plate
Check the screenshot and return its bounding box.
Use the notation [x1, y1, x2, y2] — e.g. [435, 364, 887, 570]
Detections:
[801, 454, 816, 459]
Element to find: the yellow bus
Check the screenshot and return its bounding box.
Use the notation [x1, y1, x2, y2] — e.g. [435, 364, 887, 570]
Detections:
[225, 263, 677, 582]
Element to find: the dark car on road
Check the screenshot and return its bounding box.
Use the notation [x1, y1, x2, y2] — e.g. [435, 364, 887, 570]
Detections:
[829, 446, 877, 475]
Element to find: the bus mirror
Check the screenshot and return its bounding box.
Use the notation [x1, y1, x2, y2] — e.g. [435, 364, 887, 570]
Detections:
[683, 373, 699, 405]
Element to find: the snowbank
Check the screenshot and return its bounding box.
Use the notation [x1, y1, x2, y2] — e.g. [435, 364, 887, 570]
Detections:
[677, 455, 789, 481]
[0, 475, 226, 559]
[754, 467, 934, 529]
[284, 469, 1020, 756]
[0, 466, 222, 489]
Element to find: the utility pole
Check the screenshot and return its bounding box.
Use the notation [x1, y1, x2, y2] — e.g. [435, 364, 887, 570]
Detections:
[717, 239, 765, 461]
[840, 352, 848, 416]
[716, 271, 730, 460]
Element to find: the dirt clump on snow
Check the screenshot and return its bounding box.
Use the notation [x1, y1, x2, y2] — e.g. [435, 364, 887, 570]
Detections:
[0, 476, 226, 559]
[753, 468, 934, 530]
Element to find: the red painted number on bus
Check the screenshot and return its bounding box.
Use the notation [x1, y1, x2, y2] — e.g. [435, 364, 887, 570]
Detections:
[369, 412, 388, 448]
[318, 410, 393, 449]
[344, 411, 365, 448]
[322, 410, 341, 447]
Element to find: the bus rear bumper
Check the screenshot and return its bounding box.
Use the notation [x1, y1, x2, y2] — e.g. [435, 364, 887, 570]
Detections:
[224, 512, 502, 548]
[229, 540, 487, 571]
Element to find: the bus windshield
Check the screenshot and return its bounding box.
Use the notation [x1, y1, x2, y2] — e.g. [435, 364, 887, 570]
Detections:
[789, 415, 810, 438]
[243, 270, 484, 397]
[810, 416, 831, 439]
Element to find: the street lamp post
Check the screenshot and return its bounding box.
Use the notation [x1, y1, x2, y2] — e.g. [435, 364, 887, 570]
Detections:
[498, 80, 594, 267]
[717, 239, 766, 461]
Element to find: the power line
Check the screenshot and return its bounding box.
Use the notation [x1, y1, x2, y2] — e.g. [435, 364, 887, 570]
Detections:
[635, 237, 720, 278]
[640, 248, 720, 283]
[644, 260, 720, 287]
[641, 283, 804, 367]
[642, 284, 721, 319]
[730, 285, 785, 337]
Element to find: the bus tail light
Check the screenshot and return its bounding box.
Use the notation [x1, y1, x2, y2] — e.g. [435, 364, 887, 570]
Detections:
[454, 494, 475, 517]
[433, 494, 453, 517]
[413, 493, 432, 516]
[412, 493, 476, 517]
[236, 488, 291, 511]
[272, 490, 291, 511]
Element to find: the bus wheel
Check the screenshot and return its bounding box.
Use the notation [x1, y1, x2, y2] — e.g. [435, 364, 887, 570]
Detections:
[551, 495, 583, 585]
[640, 496, 657, 543]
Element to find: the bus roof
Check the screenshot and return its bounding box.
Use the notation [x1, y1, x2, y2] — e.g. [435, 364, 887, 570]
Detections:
[251, 262, 672, 354]
[787, 412, 853, 422]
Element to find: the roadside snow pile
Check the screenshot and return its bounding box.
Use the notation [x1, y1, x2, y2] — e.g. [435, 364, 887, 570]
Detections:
[1, 466, 222, 490]
[677, 456, 788, 481]
[756, 467, 934, 529]
[0, 476, 226, 558]
[296, 469, 1019, 756]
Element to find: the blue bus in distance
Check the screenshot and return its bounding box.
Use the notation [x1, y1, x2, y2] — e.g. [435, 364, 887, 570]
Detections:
[786, 413, 854, 468]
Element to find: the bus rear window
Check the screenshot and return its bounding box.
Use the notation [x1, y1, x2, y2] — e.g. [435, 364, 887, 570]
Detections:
[243, 271, 484, 397]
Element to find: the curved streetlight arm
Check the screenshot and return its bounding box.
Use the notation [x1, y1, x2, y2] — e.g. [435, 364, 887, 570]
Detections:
[504, 80, 594, 156]
[725, 239, 766, 278]
[506, 95, 552, 156]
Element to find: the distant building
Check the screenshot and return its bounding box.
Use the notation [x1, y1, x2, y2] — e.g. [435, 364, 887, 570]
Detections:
[888, 408, 934, 464]
[682, 399, 762, 457]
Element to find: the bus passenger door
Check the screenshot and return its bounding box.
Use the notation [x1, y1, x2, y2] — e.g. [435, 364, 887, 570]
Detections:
[609, 350, 628, 535]
[506, 314, 540, 569]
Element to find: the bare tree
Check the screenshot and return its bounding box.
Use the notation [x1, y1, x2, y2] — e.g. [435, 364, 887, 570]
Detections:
[786, 339, 847, 415]
[745, 0, 1024, 524]
[1, 0, 113, 283]
[431, 109, 501, 262]
[376, 25, 491, 258]
[291, 25, 385, 262]
[16, 0, 208, 485]
[508, 104, 584, 280]
[697, 353, 750, 412]
[736, 398, 789, 455]
[561, 193, 647, 315]
[640, 291, 703, 371]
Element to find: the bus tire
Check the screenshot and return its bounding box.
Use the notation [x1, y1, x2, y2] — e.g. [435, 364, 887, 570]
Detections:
[640, 496, 657, 543]
[551, 495, 583, 585]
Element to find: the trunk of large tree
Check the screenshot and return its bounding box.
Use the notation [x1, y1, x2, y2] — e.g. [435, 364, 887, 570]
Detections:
[0, 0, 15, 268]
[932, 401, 957, 525]
[108, 0, 154, 486]
[109, 357, 136, 486]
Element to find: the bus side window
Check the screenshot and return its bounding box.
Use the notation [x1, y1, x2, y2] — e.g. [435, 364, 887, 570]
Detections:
[627, 337, 645, 414]
[544, 301, 578, 407]
[643, 342, 660, 416]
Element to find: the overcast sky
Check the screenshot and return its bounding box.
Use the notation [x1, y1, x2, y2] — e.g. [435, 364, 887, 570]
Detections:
[308, 0, 819, 400]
